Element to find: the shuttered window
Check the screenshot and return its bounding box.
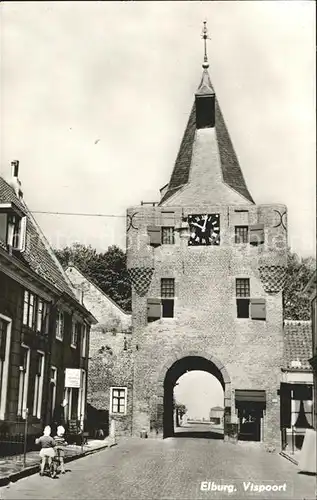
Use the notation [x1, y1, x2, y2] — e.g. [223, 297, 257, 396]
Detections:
[147, 226, 161, 247]
[236, 279, 250, 318]
[250, 224, 265, 246]
[250, 298, 266, 320]
[147, 298, 161, 321]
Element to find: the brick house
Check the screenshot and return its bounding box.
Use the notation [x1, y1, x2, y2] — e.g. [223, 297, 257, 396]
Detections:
[280, 321, 313, 452]
[0, 162, 96, 440]
[125, 27, 288, 448]
[65, 264, 132, 435]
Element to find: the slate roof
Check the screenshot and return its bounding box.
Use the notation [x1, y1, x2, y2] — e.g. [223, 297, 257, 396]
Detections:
[0, 177, 76, 298]
[283, 320, 312, 371]
[159, 70, 254, 205]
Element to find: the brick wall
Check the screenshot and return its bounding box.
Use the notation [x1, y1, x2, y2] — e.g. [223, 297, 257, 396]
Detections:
[65, 265, 133, 435]
[87, 327, 133, 436]
[126, 202, 287, 447]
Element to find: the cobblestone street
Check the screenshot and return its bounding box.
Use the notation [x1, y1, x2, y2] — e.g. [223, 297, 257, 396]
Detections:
[1, 436, 316, 500]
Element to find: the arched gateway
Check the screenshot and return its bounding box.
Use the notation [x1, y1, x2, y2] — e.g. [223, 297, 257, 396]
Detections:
[157, 354, 231, 438]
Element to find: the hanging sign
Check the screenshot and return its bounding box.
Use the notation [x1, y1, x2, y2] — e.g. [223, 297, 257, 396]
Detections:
[65, 368, 81, 388]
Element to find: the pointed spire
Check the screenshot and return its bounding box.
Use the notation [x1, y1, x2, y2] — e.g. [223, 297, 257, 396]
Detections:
[202, 20, 209, 69]
[196, 21, 214, 96]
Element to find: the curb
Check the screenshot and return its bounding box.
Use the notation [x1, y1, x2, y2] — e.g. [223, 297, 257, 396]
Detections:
[279, 451, 299, 466]
[0, 442, 115, 488]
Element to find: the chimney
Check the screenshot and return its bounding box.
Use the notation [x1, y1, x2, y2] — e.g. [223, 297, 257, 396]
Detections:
[11, 160, 19, 178]
[10, 160, 23, 199]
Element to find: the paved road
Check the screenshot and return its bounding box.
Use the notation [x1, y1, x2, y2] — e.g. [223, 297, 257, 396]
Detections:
[1, 437, 315, 500]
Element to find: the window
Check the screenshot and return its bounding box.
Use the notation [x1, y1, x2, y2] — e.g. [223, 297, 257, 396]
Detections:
[147, 279, 176, 322]
[6, 214, 26, 251]
[110, 387, 127, 415]
[23, 291, 50, 334]
[33, 351, 45, 419]
[0, 213, 7, 245]
[71, 321, 76, 347]
[71, 320, 80, 348]
[17, 344, 30, 417]
[0, 203, 26, 252]
[64, 387, 72, 422]
[290, 386, 313, 430]
[161, 278, 175, 297]
[236, 278, 250, 318]
[56, 310, 64, 341]
[148, 225, 176, 247]
[0, 315, 12, 420]
[23, 290, 35, 329]
[81, 324, 87, 358]
[12, 216, 27, 251]
[50, 367, 57, 419]
[161, 227, 175, 245]
[42, 302, 50, 334]
[36, 300, 43, 332]
[161, 278, 175, 318]
[235, 226, 248, 244]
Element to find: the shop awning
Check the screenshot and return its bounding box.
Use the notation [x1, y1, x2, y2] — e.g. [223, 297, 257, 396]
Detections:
[235, 390, 266, 403]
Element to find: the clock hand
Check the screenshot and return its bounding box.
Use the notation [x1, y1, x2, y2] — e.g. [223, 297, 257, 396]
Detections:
[202, 214, 208, 232]
[191, 222, 204, 230]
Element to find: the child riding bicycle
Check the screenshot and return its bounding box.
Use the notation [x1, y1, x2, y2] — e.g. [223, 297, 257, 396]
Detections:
[35, 425, 56, 477]
[53, 425, 68, 474]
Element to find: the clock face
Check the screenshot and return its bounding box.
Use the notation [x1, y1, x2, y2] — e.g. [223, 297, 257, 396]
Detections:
[188, 214, 220, 246]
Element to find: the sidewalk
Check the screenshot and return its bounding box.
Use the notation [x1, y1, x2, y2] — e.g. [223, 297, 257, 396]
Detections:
[0, 437, 116, 487]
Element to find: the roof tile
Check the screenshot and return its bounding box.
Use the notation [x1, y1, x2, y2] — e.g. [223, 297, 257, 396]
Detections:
[0, 177, 76, 298]
[283, 320, 312, 371]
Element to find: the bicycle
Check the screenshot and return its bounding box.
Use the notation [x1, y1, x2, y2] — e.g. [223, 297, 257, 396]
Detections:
[40, 455, 57, 478]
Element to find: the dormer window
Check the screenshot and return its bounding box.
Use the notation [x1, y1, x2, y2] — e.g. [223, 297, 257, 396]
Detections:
[0, 203, 27, 252]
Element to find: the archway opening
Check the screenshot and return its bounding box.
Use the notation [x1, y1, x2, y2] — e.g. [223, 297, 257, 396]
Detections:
[163, 356, 227, 439]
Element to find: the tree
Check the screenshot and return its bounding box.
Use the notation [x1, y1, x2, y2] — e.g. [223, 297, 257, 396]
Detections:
[283, 248, 316, 320]
[173, 395, 187, 427]
[54, 243, 97, 276]
[54, 243, 131, 312]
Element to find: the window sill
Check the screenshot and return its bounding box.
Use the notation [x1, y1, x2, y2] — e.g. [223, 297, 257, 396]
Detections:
[55, 336, 63, 342]
[71, 344, 77, 349]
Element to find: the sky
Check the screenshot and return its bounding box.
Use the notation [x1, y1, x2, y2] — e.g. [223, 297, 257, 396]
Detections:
[174, 371, 223, 420]
[1, 1, 315, 258]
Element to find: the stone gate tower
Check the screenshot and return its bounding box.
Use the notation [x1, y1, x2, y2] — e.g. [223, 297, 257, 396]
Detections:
[126, 23, 288, 447]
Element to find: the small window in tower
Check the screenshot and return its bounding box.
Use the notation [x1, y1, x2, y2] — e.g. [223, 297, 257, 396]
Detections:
[235, 226, 249, 244]
[161, 227, 175, 245]
[236, 278, 250, 318]
[161, 278, 175, 318]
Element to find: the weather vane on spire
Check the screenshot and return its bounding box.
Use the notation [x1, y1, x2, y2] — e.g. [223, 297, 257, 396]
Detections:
[201, 20, 210, 69]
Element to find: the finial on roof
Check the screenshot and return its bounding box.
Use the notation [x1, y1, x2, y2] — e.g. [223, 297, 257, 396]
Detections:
[202, 20, 210, 69]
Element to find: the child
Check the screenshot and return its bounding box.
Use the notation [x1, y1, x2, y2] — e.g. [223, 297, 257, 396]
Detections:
[53, 425, 67, 474]
[35, 425, 56, 476]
